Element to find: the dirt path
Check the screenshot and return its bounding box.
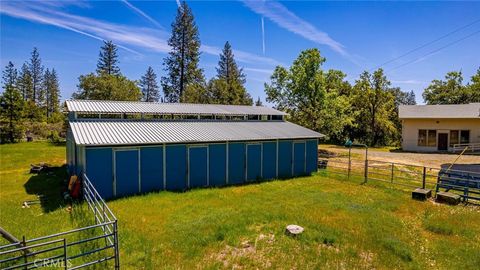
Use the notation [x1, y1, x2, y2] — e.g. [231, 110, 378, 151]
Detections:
[321, 145, 480, 168]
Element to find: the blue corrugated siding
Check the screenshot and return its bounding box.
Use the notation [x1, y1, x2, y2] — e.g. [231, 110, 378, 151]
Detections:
[166, 145, 187, 190]
[115, 150, 139, 197]
[278, 140, 293, 178]
[247, 144, 262, 181]
[189, 146, 208, 188]
[262, 142, 277, 179]
[306, 139, 318, 174]
[86, 148, 113, 199]
[209, 144, 226, 186]
[228, 143, 245, 184]
[82, 137, 318, 198]
[140, 147, 163, 192]
[293, 142, 306, 176]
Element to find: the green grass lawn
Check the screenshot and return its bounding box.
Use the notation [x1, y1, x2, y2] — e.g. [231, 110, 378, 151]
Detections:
[1, 142, 479, 269]
[0, 141, 77, 243]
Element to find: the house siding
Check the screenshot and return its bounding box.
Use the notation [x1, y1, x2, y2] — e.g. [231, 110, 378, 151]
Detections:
[401, 119, 480, 152]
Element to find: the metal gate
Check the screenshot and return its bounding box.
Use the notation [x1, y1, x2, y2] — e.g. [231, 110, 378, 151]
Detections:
[0, 174, 120, 269]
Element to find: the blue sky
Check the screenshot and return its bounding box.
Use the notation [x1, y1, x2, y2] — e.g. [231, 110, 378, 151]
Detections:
[1, 1, 479, 104]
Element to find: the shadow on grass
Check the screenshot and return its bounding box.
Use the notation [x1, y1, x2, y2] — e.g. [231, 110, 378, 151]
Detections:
[49, 141, 66, 147]
[23, 165, 67, 213]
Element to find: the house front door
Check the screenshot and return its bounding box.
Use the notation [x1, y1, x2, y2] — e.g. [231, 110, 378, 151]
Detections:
[438, 133, 448, 151]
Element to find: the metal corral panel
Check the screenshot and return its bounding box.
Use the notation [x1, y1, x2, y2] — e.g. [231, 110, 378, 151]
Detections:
[209, 144, 227, 186]
[262, 142, 277, 179]
[293, 142, 306, 176]
[306, 139, 318, 174]
[166, 145, 187, 190]
[228, 143, 245, 185]
[188, 146, 208, 188]
[85, 148, 113, 199]
[140, 147, 163, 192]
[66, 100, 287, 116]
[278, 141, 293, 178]
[114, 149, 139, 197]
[246, 144, 262, 181]
[69, 120, 323, 146]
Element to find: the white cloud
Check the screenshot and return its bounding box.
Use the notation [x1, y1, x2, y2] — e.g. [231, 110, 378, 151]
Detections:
[242, 0, 347, 56]
[121, 0, 163, 29]
[1, 1, 281, 67]
[243, 67, 273, 75]
[391, 80, 425, 85]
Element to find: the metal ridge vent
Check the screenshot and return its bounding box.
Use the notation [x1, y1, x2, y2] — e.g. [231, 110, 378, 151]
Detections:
[66, 100, 287, 116]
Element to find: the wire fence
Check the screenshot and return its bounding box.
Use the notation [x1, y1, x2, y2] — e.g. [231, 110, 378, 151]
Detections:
[0, 174, 119, 270]
[318, 153, 480, 202]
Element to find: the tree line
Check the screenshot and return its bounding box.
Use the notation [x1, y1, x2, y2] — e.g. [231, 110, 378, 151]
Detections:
[1, 48, 62, 143]
[1, 1, 479, 145]
[265, 48, 480, 146]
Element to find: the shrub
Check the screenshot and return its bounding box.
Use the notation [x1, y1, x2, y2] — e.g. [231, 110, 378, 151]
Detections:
[47, 130, 62, 143]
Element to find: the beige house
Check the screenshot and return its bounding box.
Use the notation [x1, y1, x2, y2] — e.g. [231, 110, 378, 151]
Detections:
[399, 103, 480, 152]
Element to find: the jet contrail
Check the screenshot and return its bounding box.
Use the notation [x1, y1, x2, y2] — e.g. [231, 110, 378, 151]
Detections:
[122, 0, 163, 29]
[261, 16, 265, 55]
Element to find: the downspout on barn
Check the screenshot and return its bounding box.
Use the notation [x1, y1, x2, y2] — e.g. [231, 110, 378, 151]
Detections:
[66, 100, 323, 199]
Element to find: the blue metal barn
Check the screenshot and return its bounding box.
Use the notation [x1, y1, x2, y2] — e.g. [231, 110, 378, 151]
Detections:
[66, 100, 323, 199]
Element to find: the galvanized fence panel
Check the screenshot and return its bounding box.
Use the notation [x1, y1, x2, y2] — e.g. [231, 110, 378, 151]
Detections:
[318, 153, 480, 202]
[0, 174, 119, 270]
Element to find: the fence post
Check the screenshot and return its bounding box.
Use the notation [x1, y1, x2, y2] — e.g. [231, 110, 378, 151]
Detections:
[22, 236, 27, 270]
[63, 238, 67, 270]
[364, 159, 368, 183]
[113, 220, 120, 270]
[391, 163, 394, 183]
[422, 167, 426, 189]
[348, 147, 351, 179]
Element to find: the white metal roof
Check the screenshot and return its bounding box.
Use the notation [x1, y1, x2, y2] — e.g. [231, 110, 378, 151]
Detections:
[69, 120, 323, 146]
[399, 103, 480, 119]
[66, 100, 287, 116]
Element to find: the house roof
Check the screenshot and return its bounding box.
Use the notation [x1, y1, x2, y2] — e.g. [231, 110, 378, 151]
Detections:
[66, 100, 287, 116]
[399, 103, 480, 119]
[69, 120, 323, 146]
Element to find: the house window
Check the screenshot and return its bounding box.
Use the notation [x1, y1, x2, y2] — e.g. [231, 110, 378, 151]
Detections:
[418, 130, 427, 146]
[427, 130, 437, 147]
[460, 130, 470, 144]
[450, 130, 459, 147]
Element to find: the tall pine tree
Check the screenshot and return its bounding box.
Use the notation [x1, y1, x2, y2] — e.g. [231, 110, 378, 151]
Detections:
[210, 41, 252, 105]
[217, 41, 246, 85]
[255, 97, 263, 106]
[96, 40, 121, 76]
[161, 1, 205, 102]
[139, 67, 160, 102]
[43, 68, 60, 117]
[0, 62, 24, 143]
[18, 63, 33, 101]
[74, 41, 141, 101]
[29, 47, 44, 104]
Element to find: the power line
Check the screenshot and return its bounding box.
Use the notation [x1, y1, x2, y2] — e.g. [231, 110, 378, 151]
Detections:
[370, 18, 480, 71]
[387, 29, 480, 72]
